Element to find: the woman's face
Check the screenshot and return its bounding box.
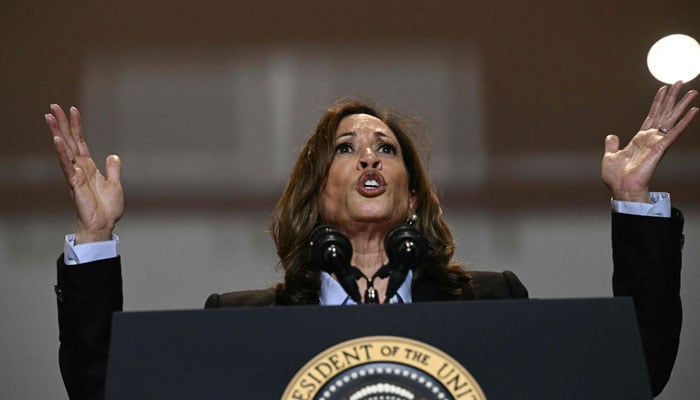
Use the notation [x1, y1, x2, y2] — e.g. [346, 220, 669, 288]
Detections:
[319, 113, 416, 232]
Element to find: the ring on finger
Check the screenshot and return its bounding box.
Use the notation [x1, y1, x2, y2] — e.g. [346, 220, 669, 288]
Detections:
[658, 126, 669, 134]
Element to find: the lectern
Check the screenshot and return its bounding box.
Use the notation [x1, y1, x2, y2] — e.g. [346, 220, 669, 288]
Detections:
[105, 298, 652, 399]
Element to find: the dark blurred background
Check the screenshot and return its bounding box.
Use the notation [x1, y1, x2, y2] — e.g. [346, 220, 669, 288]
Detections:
[2, 1, 699, 398]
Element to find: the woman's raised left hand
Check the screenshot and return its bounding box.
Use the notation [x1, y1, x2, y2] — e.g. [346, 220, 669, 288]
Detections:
[602, 81, 698, 202]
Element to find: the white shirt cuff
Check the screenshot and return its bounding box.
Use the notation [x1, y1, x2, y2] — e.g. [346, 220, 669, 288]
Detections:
[611, 192, 671, 218]
[64, 234, 119, 265]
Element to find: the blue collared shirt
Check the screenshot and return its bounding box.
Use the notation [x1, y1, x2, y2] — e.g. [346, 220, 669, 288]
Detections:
[318, 270, 414, 305]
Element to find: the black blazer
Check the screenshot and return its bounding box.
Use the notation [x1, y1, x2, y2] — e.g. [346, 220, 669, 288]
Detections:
[55, 210, 684, 399]
[204, 270, 529, 307]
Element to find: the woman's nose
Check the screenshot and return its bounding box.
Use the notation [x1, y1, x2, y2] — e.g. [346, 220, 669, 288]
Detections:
[357, 147, 382, 170]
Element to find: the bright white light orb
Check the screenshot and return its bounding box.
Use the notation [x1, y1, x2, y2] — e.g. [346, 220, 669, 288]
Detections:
[647, 34, 700, 84]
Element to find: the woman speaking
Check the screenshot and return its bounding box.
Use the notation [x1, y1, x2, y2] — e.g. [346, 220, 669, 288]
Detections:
[47, 82, 697, 399]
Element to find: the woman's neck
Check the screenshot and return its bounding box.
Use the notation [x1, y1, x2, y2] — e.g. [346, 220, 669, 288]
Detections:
[349, 237, 386, 276]
[334, 221, 397, 303]
[349, 236, 389, 304]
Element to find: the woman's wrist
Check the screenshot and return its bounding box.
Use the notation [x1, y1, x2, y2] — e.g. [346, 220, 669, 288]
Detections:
[75, 226, 114, 244]
[611, 188, 651, 204]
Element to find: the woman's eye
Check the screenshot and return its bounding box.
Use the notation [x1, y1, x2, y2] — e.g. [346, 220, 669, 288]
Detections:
[335, 143, 353, 154]
[378, 143, 397, 154]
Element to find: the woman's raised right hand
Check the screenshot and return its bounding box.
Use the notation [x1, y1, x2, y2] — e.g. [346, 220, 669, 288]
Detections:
[46, 105, 124, 244]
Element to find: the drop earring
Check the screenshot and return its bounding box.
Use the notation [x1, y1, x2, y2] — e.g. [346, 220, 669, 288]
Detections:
[406, 212, 418, 225]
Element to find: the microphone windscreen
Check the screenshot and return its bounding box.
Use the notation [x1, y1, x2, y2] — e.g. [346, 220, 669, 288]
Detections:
[384, 224, 427, 271]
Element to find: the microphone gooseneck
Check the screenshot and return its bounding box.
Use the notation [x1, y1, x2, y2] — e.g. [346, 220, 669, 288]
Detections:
[384, 224, 427, 302]
[356, 264, 391, 305]
[309, 223, 427, 304]
[309, 225, 362, 303]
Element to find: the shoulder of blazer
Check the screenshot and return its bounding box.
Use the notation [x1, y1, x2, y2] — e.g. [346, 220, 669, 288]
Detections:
[204, 270, 529, 307]
[205, 287, 277, 308]
[469, 270, 529, 299]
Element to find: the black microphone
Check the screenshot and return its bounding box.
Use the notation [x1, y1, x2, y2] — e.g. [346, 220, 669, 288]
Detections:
[384, 224, 427, 302]
[309, 224, 362, 303]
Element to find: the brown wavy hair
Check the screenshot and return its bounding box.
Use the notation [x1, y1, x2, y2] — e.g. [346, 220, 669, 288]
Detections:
[270, 99, 472, 305]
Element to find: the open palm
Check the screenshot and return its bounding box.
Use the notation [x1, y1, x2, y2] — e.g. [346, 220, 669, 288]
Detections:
[602, 82, 698, 202]
[46, 105, 123, 244]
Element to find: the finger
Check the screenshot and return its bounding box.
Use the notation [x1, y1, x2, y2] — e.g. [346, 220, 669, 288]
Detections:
[661, 81, 683, 119]
[666, 89, 698, 127]
[50, 104, 80, 157]
[640, 86, 667, 130]
[604, 134, 620, 154]
[52, 136, 78, 185]
[664, 107, 699, 143]
[105, 155, 121, 183]
[46, 113, 76, 162]
[70, 106, 92, 157]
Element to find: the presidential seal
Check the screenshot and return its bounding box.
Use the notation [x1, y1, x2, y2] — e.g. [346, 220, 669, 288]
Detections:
[282, 336, 486, 400]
